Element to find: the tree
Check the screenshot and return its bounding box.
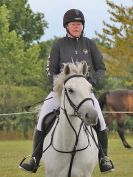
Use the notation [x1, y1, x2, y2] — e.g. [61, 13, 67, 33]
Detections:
[0, 4, 50, 136]
[96, 0, 133, 46]
[96, 0, 133, 88]
[0, 0, 48, 44]
[0, 5, 46, 112]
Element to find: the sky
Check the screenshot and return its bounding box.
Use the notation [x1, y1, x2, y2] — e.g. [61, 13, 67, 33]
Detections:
[28, 0, 132, 41]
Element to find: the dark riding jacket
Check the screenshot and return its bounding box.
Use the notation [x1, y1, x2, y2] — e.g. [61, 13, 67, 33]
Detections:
[47, 35, 106, 88]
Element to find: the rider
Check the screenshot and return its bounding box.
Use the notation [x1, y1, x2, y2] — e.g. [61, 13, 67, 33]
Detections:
[19, 9, 115, 173]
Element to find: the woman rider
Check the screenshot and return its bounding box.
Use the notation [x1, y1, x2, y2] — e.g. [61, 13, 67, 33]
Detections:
[19, 9, 115, 173]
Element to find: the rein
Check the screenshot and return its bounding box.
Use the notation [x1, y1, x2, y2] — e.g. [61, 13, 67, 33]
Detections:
[50, 109, 94, 177]
[51, 111, 90, 154]
[49, 109, 99, 177]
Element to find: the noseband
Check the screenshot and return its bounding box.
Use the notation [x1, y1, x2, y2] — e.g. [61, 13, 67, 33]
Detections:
[64, 75, 94, 116]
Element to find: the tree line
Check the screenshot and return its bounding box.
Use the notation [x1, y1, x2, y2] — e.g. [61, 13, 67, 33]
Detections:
[0, 0, 132, 138]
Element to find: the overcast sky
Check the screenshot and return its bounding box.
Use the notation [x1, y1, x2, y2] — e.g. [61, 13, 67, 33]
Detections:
[28, 0, 132, 41]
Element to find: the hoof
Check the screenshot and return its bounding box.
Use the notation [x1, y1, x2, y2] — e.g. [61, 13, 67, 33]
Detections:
[124, 144, 132, 149]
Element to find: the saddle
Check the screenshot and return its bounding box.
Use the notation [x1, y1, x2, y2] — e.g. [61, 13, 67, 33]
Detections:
[41, 109, 60, 135]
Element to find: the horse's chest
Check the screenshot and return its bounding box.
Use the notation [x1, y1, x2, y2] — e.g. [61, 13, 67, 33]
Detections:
[43, 146, 97, 177]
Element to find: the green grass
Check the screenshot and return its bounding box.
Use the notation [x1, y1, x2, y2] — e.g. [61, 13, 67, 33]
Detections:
[93, 136, 133, 177]
[0, 136, 133, 177]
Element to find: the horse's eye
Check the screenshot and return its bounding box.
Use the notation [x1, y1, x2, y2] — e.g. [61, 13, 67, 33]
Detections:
[68, 88, 74, 94]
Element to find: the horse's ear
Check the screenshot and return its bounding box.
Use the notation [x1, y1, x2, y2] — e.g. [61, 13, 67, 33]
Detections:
[82, 61, 88, 75]
[64, 64, 70, 75]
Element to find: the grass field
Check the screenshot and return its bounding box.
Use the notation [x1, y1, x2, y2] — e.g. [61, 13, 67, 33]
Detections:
[0, 135, 133, 177]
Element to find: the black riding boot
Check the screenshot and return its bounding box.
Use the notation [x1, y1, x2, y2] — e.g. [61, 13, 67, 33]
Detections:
[19, 129, 44, 173]
[19, 111, 58, 173]
[97, 129, 115, 173]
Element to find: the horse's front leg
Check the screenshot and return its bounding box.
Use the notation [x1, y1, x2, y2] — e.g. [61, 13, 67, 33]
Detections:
[117, 117, 132, 148]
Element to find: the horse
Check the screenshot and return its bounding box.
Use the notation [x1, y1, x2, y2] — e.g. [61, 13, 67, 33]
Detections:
[98, 89, 133, 148]
[41, 62, 99, 177]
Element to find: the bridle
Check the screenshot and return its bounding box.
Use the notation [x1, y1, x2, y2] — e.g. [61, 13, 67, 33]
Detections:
[43, 74, 99, 177]
[53, 75, 98, 177]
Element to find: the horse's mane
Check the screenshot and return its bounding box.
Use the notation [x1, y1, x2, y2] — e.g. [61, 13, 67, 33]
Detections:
[53, 61, 89, 99]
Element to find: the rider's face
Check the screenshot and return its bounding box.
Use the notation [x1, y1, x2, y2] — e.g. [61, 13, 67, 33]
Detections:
[66, 22, 83, 38]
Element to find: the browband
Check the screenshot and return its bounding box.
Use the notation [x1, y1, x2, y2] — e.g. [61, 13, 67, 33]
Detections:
[64, 75, 86, 85]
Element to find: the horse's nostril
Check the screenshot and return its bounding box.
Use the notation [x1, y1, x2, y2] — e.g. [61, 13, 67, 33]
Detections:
[85, 111, 98, 119]
[85, 113, 89, 118]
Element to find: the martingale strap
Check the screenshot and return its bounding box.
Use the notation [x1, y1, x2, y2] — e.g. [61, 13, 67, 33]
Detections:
[51, 121, 90, 153]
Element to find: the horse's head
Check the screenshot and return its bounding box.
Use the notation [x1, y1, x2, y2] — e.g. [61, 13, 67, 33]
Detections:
[53, 61, 98, 126]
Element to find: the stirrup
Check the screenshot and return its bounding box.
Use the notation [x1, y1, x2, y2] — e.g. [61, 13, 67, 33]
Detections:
[19, 155, 37, 173]
[100, 157, 115, 173]
[19, 155, 34, 166]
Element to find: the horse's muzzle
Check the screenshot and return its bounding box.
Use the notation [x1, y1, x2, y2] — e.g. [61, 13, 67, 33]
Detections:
[84, 109, 98, 126]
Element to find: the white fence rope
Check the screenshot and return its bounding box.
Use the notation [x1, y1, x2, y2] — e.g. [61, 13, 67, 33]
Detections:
[0, 111, 38, 116]
[0, 111, 133, 117]
[103, 111, 133, 114]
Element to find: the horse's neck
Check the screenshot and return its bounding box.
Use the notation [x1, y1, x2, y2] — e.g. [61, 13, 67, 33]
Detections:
[58, 111, 81, 132]
[53, 110, 88, 150]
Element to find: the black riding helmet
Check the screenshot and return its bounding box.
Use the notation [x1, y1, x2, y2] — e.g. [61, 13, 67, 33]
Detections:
[63, 9, 85, 28]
